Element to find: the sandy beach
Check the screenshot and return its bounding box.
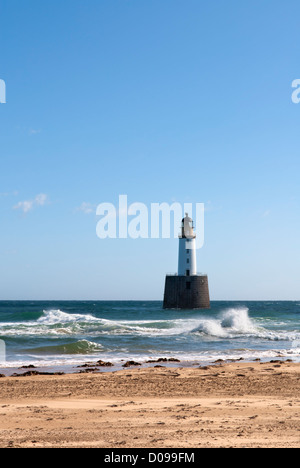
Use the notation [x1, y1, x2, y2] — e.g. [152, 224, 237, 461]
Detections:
[0, 360, 299, 448]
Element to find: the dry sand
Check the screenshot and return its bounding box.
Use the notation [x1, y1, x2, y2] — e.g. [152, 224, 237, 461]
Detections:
[0, 360, 299, 448]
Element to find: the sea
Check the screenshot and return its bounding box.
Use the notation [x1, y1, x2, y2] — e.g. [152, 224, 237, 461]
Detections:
[0, 301, 299, 374]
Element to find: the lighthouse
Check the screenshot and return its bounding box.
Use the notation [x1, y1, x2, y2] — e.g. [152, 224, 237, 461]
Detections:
[163, 213, 210, 309]
[178, 213, 197, 277]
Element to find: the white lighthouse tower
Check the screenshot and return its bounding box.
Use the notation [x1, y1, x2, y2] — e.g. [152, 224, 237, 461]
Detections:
[163, 213, 210, 309]
[178, 213, 197, 277]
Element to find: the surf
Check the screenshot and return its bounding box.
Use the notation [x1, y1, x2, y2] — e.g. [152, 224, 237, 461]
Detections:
[25, 339, 103, 355]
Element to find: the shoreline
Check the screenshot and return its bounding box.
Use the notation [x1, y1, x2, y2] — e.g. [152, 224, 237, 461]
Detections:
[0, 360, 299, 448]
[0, 355, 298, 378]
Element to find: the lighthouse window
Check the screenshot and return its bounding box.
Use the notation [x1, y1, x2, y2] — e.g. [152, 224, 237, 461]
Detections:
[186, 270, 190, 276]
[186, 281, 191, 290]
[187, 258, 190, 264]
[186, 249, 190, 254]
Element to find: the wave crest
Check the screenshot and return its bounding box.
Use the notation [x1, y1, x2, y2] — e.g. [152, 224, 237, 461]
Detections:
[37, 309, 101, 325]
[26, 339, 103, 355]
[0, 307, 299, 345]
[193, 307, 260, 338]
[221, 308, 257, 333]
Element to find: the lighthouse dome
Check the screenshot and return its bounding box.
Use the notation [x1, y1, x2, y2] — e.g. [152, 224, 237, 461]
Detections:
[180, 213, 195, 239]
[182, 214, 193, 224]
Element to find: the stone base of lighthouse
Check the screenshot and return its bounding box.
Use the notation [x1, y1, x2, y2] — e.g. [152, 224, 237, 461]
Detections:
[163, 275, 210, 310]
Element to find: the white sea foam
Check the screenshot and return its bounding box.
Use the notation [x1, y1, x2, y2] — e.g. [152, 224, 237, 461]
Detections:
[188, 307, 259, 339]
[1, 346, 299, 371]
[0, 307, 299, 345]
[221, 308, 257, 333]
[1, 303, 299, 370]
[37, 309, 102, 324]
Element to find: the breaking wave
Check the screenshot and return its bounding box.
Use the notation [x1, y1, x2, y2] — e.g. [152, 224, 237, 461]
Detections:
[191, 307, 300, 342]
[0, 307, 298, 344]
[25, 339, 103, 355]
[0, 301, 299, 368]
[193, 307, 259, 338]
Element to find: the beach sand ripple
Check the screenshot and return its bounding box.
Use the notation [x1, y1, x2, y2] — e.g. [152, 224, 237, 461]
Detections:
[0, 361, 299, 448]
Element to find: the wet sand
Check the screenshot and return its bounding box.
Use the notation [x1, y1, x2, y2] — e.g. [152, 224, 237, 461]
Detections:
[0, 360, 299, 448]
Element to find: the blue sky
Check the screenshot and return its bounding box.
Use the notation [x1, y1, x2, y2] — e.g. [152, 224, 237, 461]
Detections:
[0, 0, 300, 300]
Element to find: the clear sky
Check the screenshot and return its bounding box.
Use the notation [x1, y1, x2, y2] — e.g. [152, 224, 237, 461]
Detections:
[0, 0, 300, 300]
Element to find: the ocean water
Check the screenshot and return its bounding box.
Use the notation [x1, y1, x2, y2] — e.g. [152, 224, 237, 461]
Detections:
[0, 301, 299, 371]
